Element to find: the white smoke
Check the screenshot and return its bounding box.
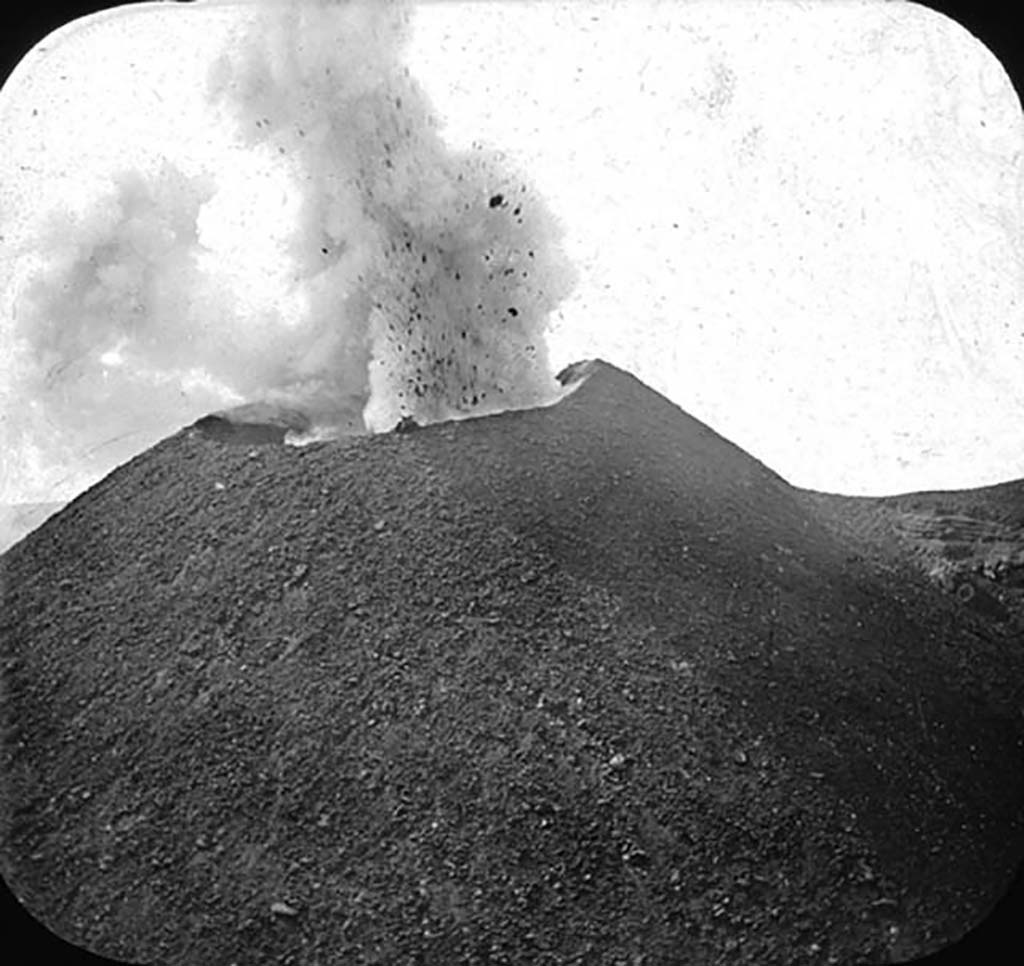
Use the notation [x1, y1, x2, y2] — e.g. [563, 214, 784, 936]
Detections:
[2, 0, 577, 500]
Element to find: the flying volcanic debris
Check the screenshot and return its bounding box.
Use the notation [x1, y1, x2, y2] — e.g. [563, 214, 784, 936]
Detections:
[3, 0, 578, 498]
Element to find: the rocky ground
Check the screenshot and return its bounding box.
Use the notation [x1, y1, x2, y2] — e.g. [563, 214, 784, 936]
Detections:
[2, 361, 1023, 965]
[801, 482, 1024, 632]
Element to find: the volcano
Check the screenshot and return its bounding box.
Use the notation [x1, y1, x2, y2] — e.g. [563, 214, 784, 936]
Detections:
[2, 360, 1023, 965]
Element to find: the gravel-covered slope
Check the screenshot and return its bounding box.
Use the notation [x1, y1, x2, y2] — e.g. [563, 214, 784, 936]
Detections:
[2, 360, 1022, 965]
[801, 481, 1024, 632]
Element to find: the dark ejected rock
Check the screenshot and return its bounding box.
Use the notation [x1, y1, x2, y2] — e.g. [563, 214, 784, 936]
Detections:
[392, 414, 421, 433]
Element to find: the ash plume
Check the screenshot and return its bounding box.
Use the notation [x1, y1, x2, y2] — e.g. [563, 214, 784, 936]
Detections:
[3, 0, 577, 498]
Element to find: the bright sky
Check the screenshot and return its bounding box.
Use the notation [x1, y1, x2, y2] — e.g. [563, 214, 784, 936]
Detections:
[2, 0, 1024, 502]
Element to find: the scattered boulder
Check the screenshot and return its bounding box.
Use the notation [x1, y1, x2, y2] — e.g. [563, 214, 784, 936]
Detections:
[269, 901, 300, 918]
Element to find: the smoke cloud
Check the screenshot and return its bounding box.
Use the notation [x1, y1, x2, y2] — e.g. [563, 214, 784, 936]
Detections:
[4, 0, 577, 499]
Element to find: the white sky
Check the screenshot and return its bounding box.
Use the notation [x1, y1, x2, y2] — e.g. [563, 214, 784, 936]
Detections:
[2, 0, 1024, 501]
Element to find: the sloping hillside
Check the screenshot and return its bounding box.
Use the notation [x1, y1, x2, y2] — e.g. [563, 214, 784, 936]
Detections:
[2, 360, 1022, 965]
[802, 481, 1024, 631]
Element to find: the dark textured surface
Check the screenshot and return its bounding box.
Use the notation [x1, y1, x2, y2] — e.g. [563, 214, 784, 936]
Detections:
[191, 402, 315, 446]
[802, 482, 1024, 630]
[2, 360, 1023, 965]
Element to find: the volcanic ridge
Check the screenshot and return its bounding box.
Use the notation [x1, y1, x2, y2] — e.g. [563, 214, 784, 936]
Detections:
[2, 360, 1023, 965]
